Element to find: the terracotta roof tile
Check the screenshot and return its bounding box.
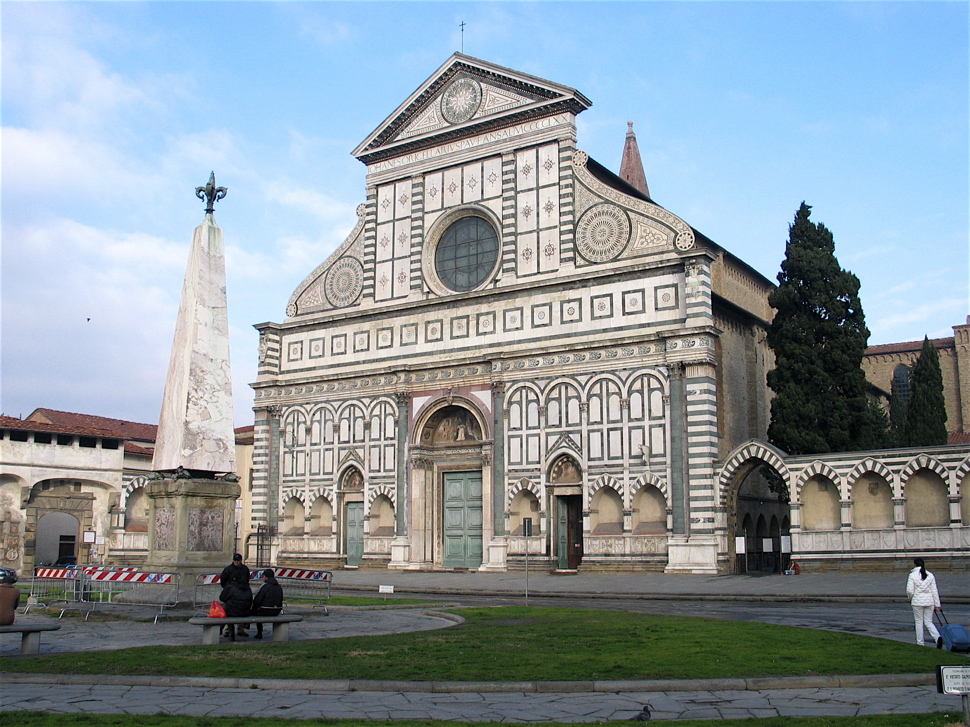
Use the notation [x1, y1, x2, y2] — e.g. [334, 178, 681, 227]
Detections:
[26, 408, 158, 441]
[124, 441, 155, 456]
[865, 337, 954, 357]
[948, 431, 970, 445]
[1, 414, 127, 440]
[7, 409, 255, 447]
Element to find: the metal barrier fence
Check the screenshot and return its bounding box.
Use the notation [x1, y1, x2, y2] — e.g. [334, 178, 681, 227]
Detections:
[25, 568, 81, 615]
[193, 568, 332, 611]
[82, 570, 180, 623]
[26, 568, 179, 623]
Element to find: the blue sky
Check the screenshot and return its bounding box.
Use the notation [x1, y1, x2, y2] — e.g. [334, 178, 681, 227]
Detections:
[2, 1, 967, 427]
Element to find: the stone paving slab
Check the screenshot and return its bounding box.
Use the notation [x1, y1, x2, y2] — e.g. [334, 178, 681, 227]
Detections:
[0, 683, 962, 722]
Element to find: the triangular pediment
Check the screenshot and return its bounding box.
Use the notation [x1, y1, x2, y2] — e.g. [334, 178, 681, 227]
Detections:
[353, 54, 591, 165]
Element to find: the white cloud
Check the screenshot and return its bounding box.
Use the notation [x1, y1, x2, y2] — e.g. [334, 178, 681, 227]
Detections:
[2, 127, 146, 205]
[293, 9, 355, 47]
[868, 298, 966, 342]
[266, 180, 356, 223]
[1, 219, 186, 421]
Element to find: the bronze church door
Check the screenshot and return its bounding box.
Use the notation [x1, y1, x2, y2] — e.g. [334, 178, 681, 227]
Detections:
[345, 502, 364, 567]
[556, 495, 583, 570]
[442, 471, 483, 568]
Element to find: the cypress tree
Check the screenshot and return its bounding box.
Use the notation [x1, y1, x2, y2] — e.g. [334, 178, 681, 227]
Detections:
[889, 368, 910, 446]
[903, 337, 948, 446]
[766, 203, 877, 454]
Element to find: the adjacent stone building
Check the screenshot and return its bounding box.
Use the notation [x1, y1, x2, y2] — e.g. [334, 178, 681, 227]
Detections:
[862, 317, 970, 441]
[0, 409, 253, 573]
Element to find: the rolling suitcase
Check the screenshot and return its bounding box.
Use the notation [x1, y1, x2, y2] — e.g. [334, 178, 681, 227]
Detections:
[935, 609, 970, 653]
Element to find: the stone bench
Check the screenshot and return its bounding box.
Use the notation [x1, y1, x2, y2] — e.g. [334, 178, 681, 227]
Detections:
[187, 615, 303, 645]
[0, 623, 62, 655]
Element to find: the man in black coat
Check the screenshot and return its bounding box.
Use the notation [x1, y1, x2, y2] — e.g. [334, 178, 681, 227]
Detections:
[220, 553, 250, 588]
[220, 554, 252, 637]
[251, 568, 284, 639]
[219, 580, 253, 641]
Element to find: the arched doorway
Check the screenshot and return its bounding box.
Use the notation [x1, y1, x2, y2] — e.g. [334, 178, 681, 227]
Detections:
[36, 511, 80, 565]
[25, 479, 98, 569]
[721, 442, 791, 575]
[549, 454, 583, 570]
[339, 466, 364, 567]
[413, 402, 487, 569]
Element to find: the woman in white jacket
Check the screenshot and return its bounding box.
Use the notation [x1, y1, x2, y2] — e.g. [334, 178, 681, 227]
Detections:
[906, 558, 942, 647]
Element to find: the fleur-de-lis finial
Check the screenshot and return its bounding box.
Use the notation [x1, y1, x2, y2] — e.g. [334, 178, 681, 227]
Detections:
[196, 172, 227, 214]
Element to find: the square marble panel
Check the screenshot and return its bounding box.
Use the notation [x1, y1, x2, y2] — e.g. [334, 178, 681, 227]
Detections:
[655, 284, 679, 311]
[504, 308, 523, 332]
[287, 340, 304, 362]
[477, 311, 496, 336]
[425, 319, 443, 343]
[308, 338, 326, 358]
[561, 298, 583, 324]
[591, 294, 613, 320]
[377, 327, 393, 349]
[354, 331, 370, 353]
[400, 323, 418, 346]
[532, 303, 552, 328]
[451, 315, 469, 339]
[622, 289, 645, 315]
[331, 334, 347, 355]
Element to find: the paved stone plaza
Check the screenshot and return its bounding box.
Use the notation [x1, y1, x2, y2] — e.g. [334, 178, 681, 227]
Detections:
[2, 571, 968, 722]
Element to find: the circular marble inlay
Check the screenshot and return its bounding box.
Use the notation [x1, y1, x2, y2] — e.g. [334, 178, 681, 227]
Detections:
[576, 204, 630, 263]
[675, 230, 696, 251]
[325, 257, 363, 308]
[440, 77, 482, 124]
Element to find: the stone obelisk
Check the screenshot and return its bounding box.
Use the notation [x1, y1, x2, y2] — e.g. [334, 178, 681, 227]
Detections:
[145, 173, 240, 573]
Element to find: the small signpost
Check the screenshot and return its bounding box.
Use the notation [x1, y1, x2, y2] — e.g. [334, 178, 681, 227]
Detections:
[378, 584, 394, 601]
[937, 665, 970, 726]
[522, 518, 532, 606]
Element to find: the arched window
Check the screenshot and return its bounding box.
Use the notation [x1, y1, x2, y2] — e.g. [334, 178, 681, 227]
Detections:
[892, 364, 912, 402]
[507, 386, 541, 466]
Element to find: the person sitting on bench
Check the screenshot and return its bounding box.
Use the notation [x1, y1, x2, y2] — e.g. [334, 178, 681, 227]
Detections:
[0, 569, 19, 626]
[219, 580, 253, 641]
[251, 569, 284, 639]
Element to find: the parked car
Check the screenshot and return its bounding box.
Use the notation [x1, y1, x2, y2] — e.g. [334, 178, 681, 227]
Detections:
[52, 555, 77, 568]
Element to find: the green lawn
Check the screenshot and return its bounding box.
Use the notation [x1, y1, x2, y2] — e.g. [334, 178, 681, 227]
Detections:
[2, 607, 966, 681]
[0, 712, 963, 727]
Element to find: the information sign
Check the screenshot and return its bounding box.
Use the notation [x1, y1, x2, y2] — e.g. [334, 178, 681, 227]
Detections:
[937, 665, 970, 695]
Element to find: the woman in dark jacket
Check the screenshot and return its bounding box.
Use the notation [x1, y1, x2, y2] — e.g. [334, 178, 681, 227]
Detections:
[251, 569, 284, 639]
[219, 581, 253, 641]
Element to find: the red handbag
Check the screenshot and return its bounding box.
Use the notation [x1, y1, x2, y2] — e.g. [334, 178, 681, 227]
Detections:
[209, 600, 226, 618]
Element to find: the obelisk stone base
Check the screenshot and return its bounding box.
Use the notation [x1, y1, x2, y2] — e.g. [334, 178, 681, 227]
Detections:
[144, 478, 240, 574]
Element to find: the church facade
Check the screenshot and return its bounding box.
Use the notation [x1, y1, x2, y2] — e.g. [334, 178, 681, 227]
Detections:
[250, 55, 774, 574]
